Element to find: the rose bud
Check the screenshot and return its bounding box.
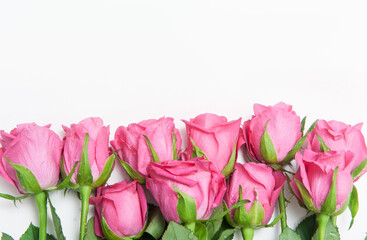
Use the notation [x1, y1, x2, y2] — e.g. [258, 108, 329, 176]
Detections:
[224, 162, 286, 228]
[307, 119, 367, 180]
[146, 158, 226, 224]
[111, 117, 182, 177]
[0, 123, 63, 194]
[183, 113, 241, 176]
[242, 102, 302, 164]
[90, 180, 147, 239]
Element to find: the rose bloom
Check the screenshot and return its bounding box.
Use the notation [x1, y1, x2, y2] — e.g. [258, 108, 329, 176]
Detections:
[241, 102, 302, 164]
[146, 158, 226, 223]
[225, 162, 286, 225]
[90, 180, 147, 238]
[290, 149, 353, 213]
[111, 117, 182, 176]
[0, 123, 63, 193]
[63, 117, 110, 184]
[183, 113, 241, 171]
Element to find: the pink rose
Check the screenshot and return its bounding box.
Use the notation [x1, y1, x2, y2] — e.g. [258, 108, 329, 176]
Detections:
[307, 119, 367, 177]
[111, 117, 182, 176]
[183, 113, 241, 172]
[290, 149, 353, 213]
[0, 123, 63, 194]
[242, 102, 302, 163]
[63, 117, 110, 184]
[146, 158, 226, 223]
[224, 162, 286, 225]
[90, 180, 147, 238]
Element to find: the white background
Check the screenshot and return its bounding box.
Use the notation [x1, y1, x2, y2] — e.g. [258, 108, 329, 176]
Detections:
[1, 1, 367, 239]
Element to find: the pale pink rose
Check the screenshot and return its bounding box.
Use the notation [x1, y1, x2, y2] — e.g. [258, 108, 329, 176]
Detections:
[146, 158, 226, 223]
[183, 113, 241, 171]
[242, 102, 302, 163]
[90, 180, 147, 238]
[290, 149, 353, 212]
[0, 123, 63, 193]
[225, 162, 286, 225]
[111, 117, 182, 176]
[63, 117, 110, 184]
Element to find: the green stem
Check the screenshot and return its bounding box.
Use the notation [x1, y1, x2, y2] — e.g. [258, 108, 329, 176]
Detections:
[278, 187, 287, 232]
[330, 215, 337, 226]
[35, 192, 47, 240]
[79, 185, 92, 240]
[316, 214, 329, 240]
[241, 227, 254, 240]
[184, 222, 196, 232]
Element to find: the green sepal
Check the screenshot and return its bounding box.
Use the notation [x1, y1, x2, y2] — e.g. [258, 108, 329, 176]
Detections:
[117, 157, 145, 184]
[91, 153, 115, 188]
[247, 198, 265, 226]
[316, 134, 331, 152]
[0, 193, 32, 204]
[145, 206, 166, 240]
[172, 131, 178, 160]
[77, 134, 93, 185]
[260, 121, 278, 163]
[60, 157, 79, 189]
[294, 179, 318, 213]
[223, 201, 236, 228]
[348, 185, 359, 229]
[334, 190, 351, 216]
[351, 158, 367, 179]
[194, 222, 207, 240]
[101, 216, 125, 240]
[233, 186, 249, 227]
[321, 167, 338, 214]
[190, 138, 207, 159]
[205, 199, 250, 223]
[143, 135, 161, 162]
[221, 139, 237, 178]
[173, 185, 197, 223]
[261, 211, 284, 228]
[5, 157, 42, 194]
[301, 117, 307, 136]
[54, 161, 79, 190]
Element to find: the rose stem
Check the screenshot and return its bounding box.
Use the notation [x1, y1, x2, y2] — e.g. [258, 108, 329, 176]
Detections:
[278, 187, 287, 232]
[79, 185, 92, 240]
[316, 214, 329, 240]
[241, 227, 254, 240]
[35, 191, 47, 240]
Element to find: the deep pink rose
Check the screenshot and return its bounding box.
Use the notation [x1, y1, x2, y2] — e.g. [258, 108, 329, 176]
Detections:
[63, 117, 110, 184]
[183, 113, 241, 172]
[146, 158, 226, 223]
[224, 162, 286, 225]
[111, 117, 182, 176]
[307, 119, 367, 177]
[290, 149, 353, 212]
[242, 102, 302, 163]
[90, 180, 147, 238]
[0, 123, 63, 194]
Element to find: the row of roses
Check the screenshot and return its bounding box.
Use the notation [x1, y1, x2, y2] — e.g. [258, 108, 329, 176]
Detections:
[0, 102, 366, 240]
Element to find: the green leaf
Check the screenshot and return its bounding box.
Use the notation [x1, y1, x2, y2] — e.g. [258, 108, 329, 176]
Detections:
[221, 140, 237, 177]
[48, 196, 66, 240]
[20, 223, 57, 240]
[296, 214, 317, 240]
[77, 134, 93, 185]
[279, 227, 302, 240]
[1, 233, 14, 240]
[5, 158, 42, 194]
[194, 222, 207, 240]
[173, 185, 197, 223]
[172, 131, 178, 160]
[91, 153, 115, 188]
[206, 202, 225, 240]
[294, 179, 318, 213]
[260, 121, 278, 163]
[101, 217, 124, 240]
[117, 156, 145, 184]
[351, 158, 367, 179]
[348, 185, 359, 229]
[162, 221, 198, 240]
[301, 117, 307, 136]
[56, 161, 79, 190]
[0, 193, 32, 204]
[311, 219, 340, 240]
[321, 167, 338, 214]
[143, 135, 161, 162]
[145, 207, 166, 240]
[190, 138, 207, 159]
[84, 218, 102, 240]
[316, 134, 331, 152]
[217, 229, 236, 240]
